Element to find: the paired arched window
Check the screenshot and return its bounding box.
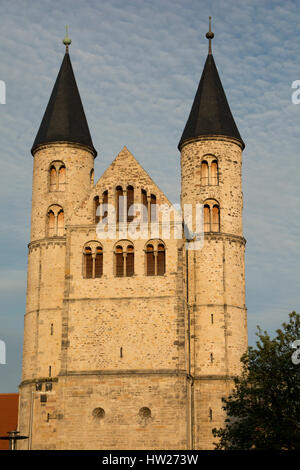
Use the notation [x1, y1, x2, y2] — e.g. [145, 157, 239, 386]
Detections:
[83, 243, 103, 278]
[47, 205, 64, 237]
[201, 157, 219, 186]
[49, 162, 66, 191]
[145, 240, 166, 276]
[114, 241, 134, 277]
[203, 200, 220, 232]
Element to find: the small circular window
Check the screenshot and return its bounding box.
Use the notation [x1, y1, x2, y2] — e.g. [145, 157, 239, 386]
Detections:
[93, 407, 105, 420]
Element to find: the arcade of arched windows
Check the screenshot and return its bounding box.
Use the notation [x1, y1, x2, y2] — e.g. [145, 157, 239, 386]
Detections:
[82, 239, 167, 278]
[93, 187, 158, 224]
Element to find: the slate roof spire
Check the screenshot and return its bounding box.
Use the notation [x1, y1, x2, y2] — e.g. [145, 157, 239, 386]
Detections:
[178, 18, 244, 151]
[31, 31, 97, 157]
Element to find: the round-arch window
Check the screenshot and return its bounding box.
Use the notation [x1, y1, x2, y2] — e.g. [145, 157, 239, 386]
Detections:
[93, 407, 105, 419]
[139, 407, 151, 419]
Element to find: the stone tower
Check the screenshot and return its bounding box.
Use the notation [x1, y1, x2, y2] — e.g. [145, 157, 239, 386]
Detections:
[19, 42, 97, 448]
[179, 22, 247, 449]
[18, 24, 247, 450]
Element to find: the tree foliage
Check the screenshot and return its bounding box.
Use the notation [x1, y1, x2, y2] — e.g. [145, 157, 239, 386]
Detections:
[213, 311, 300, 450]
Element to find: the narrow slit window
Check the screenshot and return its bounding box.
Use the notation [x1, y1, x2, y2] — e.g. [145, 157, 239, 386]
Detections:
[84, 247, 93, 279]
[58, 165, 66, 191]
[204, 205, 210, 232]
[126, 245, 134, 277]
[127, 186, 134, 222]
[95, 246, 103, 278]
[115, 246, 124, 277]
[142, 189, 148, 222]
[210, 160, 218, 185]
[146, 244, 155, 276]
[212, 205, 220, 232]
[57, 210, 64, 236]
[94, 196, 100, 224]
[116, 186, 124, 223]
[157, 244, 165, 276]
[102, 191, 108, 221]
[201, 161, 209, 186]
[49, 167, 57, 191]
[150, 194, 157, 222]
[48, 211, 55, 237]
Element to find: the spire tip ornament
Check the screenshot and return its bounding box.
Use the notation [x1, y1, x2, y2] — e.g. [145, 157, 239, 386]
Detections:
[63, 25, 72, 53]
[206, 16, 214, 55]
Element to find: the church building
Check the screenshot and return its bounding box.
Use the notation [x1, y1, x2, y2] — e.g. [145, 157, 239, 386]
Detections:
[18, 21, 248, 449]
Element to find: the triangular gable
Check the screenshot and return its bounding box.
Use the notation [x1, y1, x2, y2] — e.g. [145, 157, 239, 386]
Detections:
[72, 146, 174, 225]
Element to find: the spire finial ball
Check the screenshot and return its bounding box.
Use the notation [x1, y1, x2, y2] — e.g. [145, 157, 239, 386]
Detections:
[63, 25, 72, 49]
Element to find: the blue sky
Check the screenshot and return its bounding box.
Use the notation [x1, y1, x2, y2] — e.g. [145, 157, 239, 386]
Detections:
[0, 0, 299, 392]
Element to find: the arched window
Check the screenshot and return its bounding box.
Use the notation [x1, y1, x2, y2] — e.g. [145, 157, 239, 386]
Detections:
[49, 166, 57, 191]
[116, 186, 124, 223]
[126, 245, 134, 276]
[83, 243, 103, 279]
[47, 205, 64, 237]
[212, 205, 220, 232]
[58, 165, 66, 191]
[150, 194, 157, 222]
[94, 196, 100, 224]
[204, 205, 210, 232]
[57, 209, 64, 236]
[145, 240, 166, 276]
[146, 244, 155, 276]
[115, 245, 124, 277]
[210, 160, 218, 185]
[157, 244, 165, 276]
[95, 246, 103, 278]
[127, 186, 134, 222]
[114, 242, 134, 277]
[102, 190, 108, 220]
[142, 189, 148, 222]
[48, 210, 55, 236]
[84, 247, 93, 278]
[201, 161, 209, 186]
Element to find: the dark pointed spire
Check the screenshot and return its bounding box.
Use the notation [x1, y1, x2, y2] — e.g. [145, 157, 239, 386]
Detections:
[31, 33, 97, 157]
[178, 18, 244, 151]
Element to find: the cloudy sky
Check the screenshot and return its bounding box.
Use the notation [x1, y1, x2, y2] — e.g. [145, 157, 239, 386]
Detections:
[0, 0, 299, 392]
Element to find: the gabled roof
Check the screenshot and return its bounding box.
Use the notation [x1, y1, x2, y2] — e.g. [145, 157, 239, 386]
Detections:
[178, 53, 244, 150]
[31, 52, 97, 156]
[72, 146, 174, 224]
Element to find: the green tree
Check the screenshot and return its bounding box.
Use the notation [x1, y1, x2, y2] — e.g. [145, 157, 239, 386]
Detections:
[213, 311, 300, 450]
